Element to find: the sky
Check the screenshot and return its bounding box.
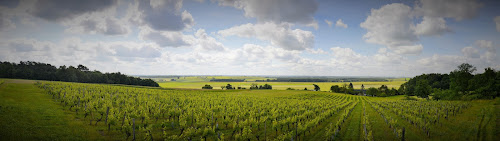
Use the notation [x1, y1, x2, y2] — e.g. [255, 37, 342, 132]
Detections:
[0, 0, 499, 77]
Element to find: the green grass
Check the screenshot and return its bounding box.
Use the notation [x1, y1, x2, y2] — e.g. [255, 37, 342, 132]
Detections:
[0, 79, 106, 140]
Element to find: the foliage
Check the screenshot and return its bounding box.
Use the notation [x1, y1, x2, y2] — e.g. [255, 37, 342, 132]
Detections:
[366, 88, 378, 96]
[225, 84, 233, 89]
[330, 85, 340, 93]
[250, 83, 272, 89]
[313, 84, 320, 91]
[402, 63, 499, 100]
[202, 84, 213, 89]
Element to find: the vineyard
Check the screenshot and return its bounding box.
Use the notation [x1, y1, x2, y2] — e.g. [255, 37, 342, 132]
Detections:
[22, 81, 496, 141]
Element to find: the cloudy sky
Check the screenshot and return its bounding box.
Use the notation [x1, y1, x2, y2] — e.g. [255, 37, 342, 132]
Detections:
[0, 0, 499, 77]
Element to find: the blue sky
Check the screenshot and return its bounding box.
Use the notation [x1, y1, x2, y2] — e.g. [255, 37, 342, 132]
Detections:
[0, 0, 499, 77]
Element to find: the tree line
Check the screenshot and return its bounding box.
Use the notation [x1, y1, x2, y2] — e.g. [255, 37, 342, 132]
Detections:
[201, 83, 273, 90]
[400, 63, 499, 100]
[0, 61, 159, 87]
[330, 83, 402, 97]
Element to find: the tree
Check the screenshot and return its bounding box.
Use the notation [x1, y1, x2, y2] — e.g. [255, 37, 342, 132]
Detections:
[378, 85, 389, 94]
[250, 83, 259, 89]
[468, 67, 497, 98]
[304, 87, 308, 90]
[225, 84, 233, 89]
[220, 86, 225, 90]
[450, 63, 475, 93]
[202, 84, 213, 89]
[415, 79, 431, 98]
[262, 84, 272, 89]
[361, 84, 365, 95]
[348, 83, 354, 89]
[330, 85, 340, 93]
[366, 88, 378, 97]
[398, 84, 405, 95]
[341, 83, 348, 94]
[77, 64, 89, 71]
[313, 84, 320, 91]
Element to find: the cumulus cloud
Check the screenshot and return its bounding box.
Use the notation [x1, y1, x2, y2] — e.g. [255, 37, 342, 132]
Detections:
[335, 19, 347, 28]
[133, 0, 194, 31]
[360, 3, 418, 51]
[415, 0, 482, 21]
[373, 48, 404, 64]
[217, 0, 318, 26]
[391, 44, 423, 54]
[330, 47, 365, 66]
[496, 16, 500, 32]
[0, 12, 15, 31]
[64, 10, 129, 35]
[30, 0, 117, 22]
[415, 16, 450, 36]
[0, 1, 21, 31]
[417, 54, 465, 73]
[139, 27, 193, 48]
[462, 46, 480, 58]
[474, 40, 497, 63]
[193, 29, 226, 52]
[306, 48, 327, 54]
[23, 0, 131, 35]
[218, 22, 314, 50]
[0, 37, 163, 73]
[411, 0, 482, 36]
[475, 40, 494, 51]
[324, 19, 333, 27]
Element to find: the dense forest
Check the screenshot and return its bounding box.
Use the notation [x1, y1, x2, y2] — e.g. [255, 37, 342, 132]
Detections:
[0, 61, 159, 87]
[401, 63, 499, 100]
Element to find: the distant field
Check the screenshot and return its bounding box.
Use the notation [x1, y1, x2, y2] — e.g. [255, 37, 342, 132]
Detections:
[159, 81, 406, 90]
[147, 76, 274, 82]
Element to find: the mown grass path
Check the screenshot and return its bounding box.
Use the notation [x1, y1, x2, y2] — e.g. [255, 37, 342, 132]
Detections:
[0, 80, 104, 140]
[338, 100, 363, 140]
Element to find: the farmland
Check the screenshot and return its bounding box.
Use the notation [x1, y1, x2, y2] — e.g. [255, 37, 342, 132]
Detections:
[155, 76, 407, 90]
[0, 79, 497, 140]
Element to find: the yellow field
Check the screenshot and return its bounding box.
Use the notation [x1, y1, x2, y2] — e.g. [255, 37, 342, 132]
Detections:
[159, 80, 406, 90]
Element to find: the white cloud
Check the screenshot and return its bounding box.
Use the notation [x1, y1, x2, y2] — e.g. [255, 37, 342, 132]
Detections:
[139, 27, 194, 48]
[193, 29, 226, 52]
[335, 19, 347, 28]
[218, 22, 314, 50]
[474, 40, 497, 63]
[63, 6, 129, 35]
[415, 0, 482, 21]
[417, 54, 465, 73]
[495, 16, 500, 32]
[373, 48, 404, 64]
[330, 47, 365, 66]
[324, 19, 333, 27]
[475, 40, 494, 51]
[415, 16, 450, 36]
[360, 3, 419, 52]
[216, 0, 318, 26]
[306, 48, 327, 54]
[462, 46, 480, 58]
[391, 44, 423, 54]
[0, 37, 164, 74]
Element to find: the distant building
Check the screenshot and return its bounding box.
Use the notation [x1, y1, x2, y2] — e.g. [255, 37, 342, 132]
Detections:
[171, 79, 176, 81]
